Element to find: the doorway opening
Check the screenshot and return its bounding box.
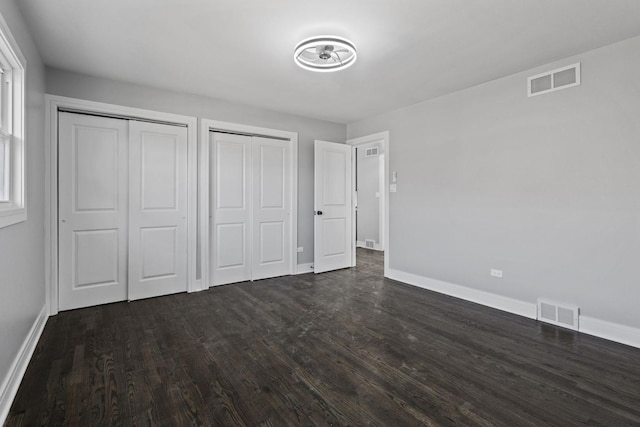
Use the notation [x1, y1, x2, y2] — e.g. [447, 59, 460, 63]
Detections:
[347, 131, 389, 275]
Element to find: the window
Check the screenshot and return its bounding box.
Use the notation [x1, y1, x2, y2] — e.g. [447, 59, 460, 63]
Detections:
[0, 13, 25, 229]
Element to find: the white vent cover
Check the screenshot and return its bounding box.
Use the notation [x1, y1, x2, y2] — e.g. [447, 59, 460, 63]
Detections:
[537, 299, 580, 331]
[365, 239, 375, 249]
[365, 147, 379, 157]
[528, 63, 580, 97]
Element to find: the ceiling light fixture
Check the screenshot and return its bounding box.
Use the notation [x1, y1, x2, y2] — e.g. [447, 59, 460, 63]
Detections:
[294, 35, 357, 72]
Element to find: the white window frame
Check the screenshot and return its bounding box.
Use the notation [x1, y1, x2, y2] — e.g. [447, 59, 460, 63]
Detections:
[0, 13, 26, 228]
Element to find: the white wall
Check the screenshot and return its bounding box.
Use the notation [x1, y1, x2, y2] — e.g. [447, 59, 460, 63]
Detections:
[348, 35, 640, 333]
[0, 0, 46, 406]
[356, 143, 382, 246]
[46, 68, 346, 265]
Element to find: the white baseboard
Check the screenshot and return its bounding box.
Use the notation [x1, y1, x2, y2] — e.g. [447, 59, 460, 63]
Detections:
[387, 268, 537, 320]
[580, 316, 640, 349]
[295, 263, 314, 274]
[386, 268, 640, 350]
[0, 304, 48, 424]
[356, 241, 383, 251]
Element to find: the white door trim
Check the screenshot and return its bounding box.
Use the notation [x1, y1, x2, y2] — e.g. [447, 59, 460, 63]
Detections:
[347, 131, 390, 277]
[45, 95, 199, 316]
[199, 119, 298, 288]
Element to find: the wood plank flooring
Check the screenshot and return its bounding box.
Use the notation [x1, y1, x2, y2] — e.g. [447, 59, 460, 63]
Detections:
[7, 249, 640, 426]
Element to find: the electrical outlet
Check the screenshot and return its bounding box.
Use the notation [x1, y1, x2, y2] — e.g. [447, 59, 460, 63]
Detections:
[297, 247, 303, 253]
[490, 269, 503, 278]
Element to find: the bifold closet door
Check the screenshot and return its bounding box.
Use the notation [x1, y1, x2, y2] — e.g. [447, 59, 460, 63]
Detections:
[210, 132, 291, 286]
[58, 113, 128, 311]
[128, 121, 188, 300]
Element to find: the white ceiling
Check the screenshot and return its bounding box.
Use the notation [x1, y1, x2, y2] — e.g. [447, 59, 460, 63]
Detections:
[17, 0, 640, 124]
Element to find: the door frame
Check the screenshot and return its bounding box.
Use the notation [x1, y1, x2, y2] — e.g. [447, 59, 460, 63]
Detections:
[347, 131, 390, 276]
[199, 119, 298, 288]
[45, 95, 199, 316]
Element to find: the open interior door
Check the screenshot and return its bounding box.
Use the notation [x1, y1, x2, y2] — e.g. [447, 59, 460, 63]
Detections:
[314, 140, 354, 273]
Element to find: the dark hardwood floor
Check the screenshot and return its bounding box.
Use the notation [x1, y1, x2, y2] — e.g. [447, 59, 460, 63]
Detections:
[7, 249, 640, 426]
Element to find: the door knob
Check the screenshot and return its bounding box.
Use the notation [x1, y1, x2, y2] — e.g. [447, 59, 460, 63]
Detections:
[315, 210, 323, 215]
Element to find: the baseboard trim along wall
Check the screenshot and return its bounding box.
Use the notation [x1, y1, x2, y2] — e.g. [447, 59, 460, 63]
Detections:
[295, 263, 314, 275]
[580, 316, 640, 349]
[0, 304, 48, 424]
[386, 268, 640, 350]
[387, 268, 537, 320]
[356, 241, 383, 251]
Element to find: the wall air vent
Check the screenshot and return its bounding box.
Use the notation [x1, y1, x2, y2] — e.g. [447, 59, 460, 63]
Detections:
[365, 147, 379, 157]
[528, 63, 580, 97]
[365, 239, 375, 249]
[537, 299, 580, 331]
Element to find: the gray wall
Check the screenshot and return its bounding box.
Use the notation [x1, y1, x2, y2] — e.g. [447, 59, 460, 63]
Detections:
[348, 35, 640, 330]
[46, 68, 347, 265]
[0, 0, 46, 395]
[356, 143, 381, 245]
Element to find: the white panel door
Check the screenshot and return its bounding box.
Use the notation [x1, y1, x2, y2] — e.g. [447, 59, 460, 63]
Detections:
[252, 137, 291, 280]
[210, 132, 252, 286]
[128, 121, 188, 300]
[314, 140, 353, 273]
[58, 113, 128, 310]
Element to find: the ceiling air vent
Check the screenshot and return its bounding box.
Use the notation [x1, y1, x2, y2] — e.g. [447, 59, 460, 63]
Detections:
[537, 299, 580, 331]
[365, 147, 379, 157]
[528, 63, 580, 97]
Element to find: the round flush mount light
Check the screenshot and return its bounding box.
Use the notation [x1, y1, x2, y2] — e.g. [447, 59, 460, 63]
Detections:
[294, 35, 357, 72]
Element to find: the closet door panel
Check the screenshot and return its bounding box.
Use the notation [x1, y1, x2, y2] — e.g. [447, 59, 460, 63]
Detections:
[141, 135, 178, 210]
[216, 223, 246, 268]
[128, 121, 188, 300]
[252, 137, 291, 280]
[140, 226, 177, 279]
[258, 221, 284, 263]
[210, 133, 252, 285]
[58, 113, 128, 310]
